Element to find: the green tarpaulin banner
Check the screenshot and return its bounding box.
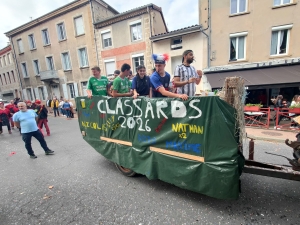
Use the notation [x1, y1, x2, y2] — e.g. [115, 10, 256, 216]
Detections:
[76, 96, 245, 200]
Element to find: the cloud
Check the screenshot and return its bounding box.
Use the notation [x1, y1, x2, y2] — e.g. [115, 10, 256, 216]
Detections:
[0, 0, 198, 48]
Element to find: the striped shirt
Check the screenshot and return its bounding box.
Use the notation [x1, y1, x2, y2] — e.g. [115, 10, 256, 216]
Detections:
[174, 64, 199, 96]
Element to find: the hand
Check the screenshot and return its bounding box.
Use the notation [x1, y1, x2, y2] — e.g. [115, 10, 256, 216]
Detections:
[133, 93, 139, 99]
[87, 93, 92, 99]
[188, 77, 196, 84]
[179, 94, 188, 101]
[197, 70, 203, 77]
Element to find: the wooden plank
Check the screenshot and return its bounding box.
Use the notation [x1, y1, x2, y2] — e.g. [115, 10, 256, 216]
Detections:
[150, 147, 205, 162]
[100, 137, 132, 146]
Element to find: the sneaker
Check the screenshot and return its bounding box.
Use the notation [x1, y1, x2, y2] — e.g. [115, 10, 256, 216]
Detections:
[45, 150, 54, 155]
[30, 155, 37, 159]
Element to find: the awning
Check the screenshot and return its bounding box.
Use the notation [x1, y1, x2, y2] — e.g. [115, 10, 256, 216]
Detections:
[207, 64, 300, 88]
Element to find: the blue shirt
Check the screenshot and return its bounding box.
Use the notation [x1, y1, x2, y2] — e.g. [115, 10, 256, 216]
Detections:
[131, 75, 151, 96]
[13, 109, 38, 133]
[150, 71, 171, 98]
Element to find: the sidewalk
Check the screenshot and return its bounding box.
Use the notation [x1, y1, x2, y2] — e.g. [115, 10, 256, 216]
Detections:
[246, 127, 298, 143]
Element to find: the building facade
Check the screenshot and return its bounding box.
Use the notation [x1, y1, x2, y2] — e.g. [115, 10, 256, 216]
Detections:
[199, 0, 300, 105]
[0, 45, 21, 100]
[150, 25, 207, 94]
[94, 4, 168, 76]
[5, 0, 118, 102]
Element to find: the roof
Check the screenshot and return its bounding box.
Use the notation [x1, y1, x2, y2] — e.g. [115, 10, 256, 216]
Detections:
[5, 0, 119, 37]
[94, 3, 168, 31]
[0, 45, 11, 56]
[150, 25, 202, 41]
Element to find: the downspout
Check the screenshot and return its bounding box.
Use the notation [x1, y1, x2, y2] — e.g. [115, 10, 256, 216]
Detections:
[199, 0, 211, 69]
[9, 37, 25, 100]
[89, 0, 100, 66]
[147, 6, 154, 73]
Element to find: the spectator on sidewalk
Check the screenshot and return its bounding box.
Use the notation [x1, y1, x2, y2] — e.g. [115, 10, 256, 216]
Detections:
[35, 100, 50, 136]
[26, 100, 36, 110]
[58, 99, 66, 117]
[0, 101, 12, 134]
[62, 99, 72, 119]
[46, 97, 53, 113]
[13, 102, 54, 159]
[51, 97, 60, 117]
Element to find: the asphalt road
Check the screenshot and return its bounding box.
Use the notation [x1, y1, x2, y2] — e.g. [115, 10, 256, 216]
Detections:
[0, 116, 299, 225]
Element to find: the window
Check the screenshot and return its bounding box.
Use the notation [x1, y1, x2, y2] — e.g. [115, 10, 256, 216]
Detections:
[0, 75, 3, 85]
[46, 56, 55, 70]
[270, 25, 292, 55]
[81, 81, 87, 96]
[7, 72, 11, 84]
[130, 22, 142, 41]
[61, 52, 71, 70]
[17, 39, 24, 53]
[7, 53, 11, 64]
[229, 33, 246, 61]
[68, 84, 75, 99]
[42, 29, 51, 45]
[3, 74, 7, 84]
[27, 88, 33, 101]
[273, 0, 291, 6]
[11, 71, 16, 82]
[38, 87, 46, 100]
[33, 60, 40, 75]
[21, 63, 28, 77]
[102, 31, 112, 48]
[171, 38, 182, 50]
[3, 56, 7, 66]
[230, 0, 247, 14]
[78, 48, 88, 67]
[132, 55, 144, 73]
[57, 23, 66, 41]
[28, 34, 36, 49]
[74, 16, 85, 36]
[0, 58, 2, 67]
[105, 60, 116, 77]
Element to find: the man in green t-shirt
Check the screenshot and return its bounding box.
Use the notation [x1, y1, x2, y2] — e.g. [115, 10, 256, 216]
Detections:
[112, 63, 133, 97]
[87, 66, 111, 98]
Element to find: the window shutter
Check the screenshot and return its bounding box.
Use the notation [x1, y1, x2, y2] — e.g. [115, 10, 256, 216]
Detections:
[75, 17, 84, 35]
[34, 87, 39, 100]
[62, 83, 68, 99]
[22, 89, 28, 100]
[43, 86, 48, 99]
[74, 82, 79, 97]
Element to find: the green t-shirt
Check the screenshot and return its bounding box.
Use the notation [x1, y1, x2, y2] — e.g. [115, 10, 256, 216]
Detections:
[113, 76, 131, 94]
[87, 76, 108, 96]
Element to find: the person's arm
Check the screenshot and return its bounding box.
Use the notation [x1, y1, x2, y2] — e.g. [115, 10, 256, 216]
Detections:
[133, 89, 139, 99]
[86, 78, 93, 98]
[173, 77, 196, 87]
[196, 70, 202, 85]
[112, 90, 132, 97]
[149, 87, 152, 98]
[157, 86, 188, 100]
[106, 85, 112, 97]
[86, 89, 92, 98]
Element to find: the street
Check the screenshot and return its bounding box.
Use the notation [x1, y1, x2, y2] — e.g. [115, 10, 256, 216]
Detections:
[0, 116, 299, 225]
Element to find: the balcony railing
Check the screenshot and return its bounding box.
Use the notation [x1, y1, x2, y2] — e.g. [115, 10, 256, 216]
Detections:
[40, 70, 59, 81]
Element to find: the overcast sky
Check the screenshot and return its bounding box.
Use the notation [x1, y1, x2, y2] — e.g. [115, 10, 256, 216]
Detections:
[0, 0, 198, 48]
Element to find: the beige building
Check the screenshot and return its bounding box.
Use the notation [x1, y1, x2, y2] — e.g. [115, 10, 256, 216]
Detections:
[150, 25, 208, 94]
[5, 0, 118, 102]
[94, 4, 168, 76]
[0, 45, 21, 100]
[199, 0, 300, 104]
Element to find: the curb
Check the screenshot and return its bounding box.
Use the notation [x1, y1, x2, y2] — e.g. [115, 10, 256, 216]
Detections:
[246, 135, 286, 143]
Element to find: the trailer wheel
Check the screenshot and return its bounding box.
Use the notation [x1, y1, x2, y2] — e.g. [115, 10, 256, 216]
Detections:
[115, 163, 136, 177]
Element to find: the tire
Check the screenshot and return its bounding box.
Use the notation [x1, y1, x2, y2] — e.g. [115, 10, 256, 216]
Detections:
[115, 163, 136, 177]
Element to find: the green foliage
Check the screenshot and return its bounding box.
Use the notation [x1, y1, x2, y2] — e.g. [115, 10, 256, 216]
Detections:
[289, 103, 300, 109]
[245, 104, 263, 107]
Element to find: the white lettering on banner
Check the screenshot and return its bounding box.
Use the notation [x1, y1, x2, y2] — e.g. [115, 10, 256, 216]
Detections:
[133, 99, 142, 118]
[171, 100, 186, 118]
[145, 101, 154, 119]
[189, 100, 202, 119]
[156, 101, 168, 119]
[106, 100, 115, 114]
[97, 100, 105, 113]
[124, 100, 133, 116]
[116, 99, 124, 115]
[96, 99, 202, 120]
